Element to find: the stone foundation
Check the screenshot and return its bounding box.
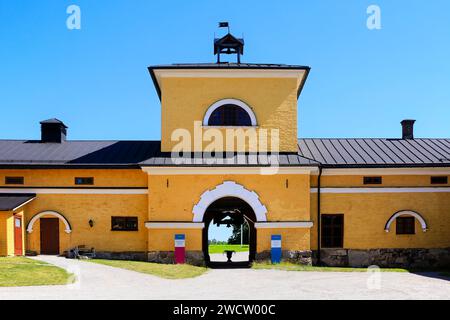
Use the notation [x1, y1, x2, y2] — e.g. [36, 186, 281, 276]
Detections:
[95, 251, 148, 261]
[147, 250, 205, 266]
[316, 248, 450, 269]
[255, 250, 312, 265]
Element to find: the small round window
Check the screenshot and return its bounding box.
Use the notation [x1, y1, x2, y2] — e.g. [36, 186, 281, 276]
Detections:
[207, 104, 252, 126]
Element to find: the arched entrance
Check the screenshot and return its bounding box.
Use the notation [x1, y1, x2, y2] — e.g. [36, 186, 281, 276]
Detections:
[192, 181, 267, 267]
[27, 211, 72, 255]
[203, 197, 257, 267]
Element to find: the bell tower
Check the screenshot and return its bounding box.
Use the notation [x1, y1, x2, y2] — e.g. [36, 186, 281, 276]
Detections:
[214, 22, 244, 63]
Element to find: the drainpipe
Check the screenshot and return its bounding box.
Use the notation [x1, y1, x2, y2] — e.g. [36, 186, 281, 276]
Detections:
[317, 166, 323, 265]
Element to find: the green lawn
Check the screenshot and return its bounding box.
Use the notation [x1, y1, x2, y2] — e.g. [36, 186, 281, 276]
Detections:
[88, 259, 208, 279]
[252, 261, 408, 272]
[439, 271, 450, 277]
[0, 257, 74, 287]
[208, 244, 249, 254]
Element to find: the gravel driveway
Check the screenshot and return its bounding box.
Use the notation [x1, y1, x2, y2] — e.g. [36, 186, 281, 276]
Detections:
[0, 256, 449, 300]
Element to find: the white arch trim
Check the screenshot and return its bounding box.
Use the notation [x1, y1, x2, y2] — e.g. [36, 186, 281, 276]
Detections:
[384, 210, 428, 233]
[27, 211, 72, 234]
[202, 98, 257, 126]
[192, 181, 267, 222]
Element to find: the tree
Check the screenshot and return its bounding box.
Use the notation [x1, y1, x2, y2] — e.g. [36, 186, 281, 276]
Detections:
[228, 221, 249, 245]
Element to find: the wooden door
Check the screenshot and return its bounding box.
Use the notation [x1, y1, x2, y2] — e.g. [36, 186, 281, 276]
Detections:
[14, 216, 23, 256]
[40, 218, 60, 255]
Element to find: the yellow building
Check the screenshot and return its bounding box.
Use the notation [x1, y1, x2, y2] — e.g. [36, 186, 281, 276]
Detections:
[0, 33, 449, 268]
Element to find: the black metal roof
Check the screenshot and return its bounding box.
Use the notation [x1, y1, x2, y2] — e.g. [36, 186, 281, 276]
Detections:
[139, 152, 318, 167]
[0, 140, 161, 168]
[148, 63, 310, 70]
[0, 138, 449, 168]
[0, 194, 36, 211]
[298, 138, 450, 168]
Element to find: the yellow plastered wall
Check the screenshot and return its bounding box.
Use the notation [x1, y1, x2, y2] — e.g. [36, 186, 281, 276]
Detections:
[148, 229, 202, 251]
[310, 192, 450, 250]
[6, 212, 15, 256]
[0, 169, 147, 187]
[0, 168, 148, 254]
[0, 211, 13, 256]
[315, 175, 450, 187]
[160, 77, 299, 152]
[25, 194, 148, 254]
[147, 174, 311, 253]
[148, 174, 311, 222]
[0, 211, 25, 256]
[257, 228, 310, 252]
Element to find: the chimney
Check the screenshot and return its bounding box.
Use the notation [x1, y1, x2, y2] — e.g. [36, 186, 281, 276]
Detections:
[40, 119, 68, 143]
[401, 119, 415, 140]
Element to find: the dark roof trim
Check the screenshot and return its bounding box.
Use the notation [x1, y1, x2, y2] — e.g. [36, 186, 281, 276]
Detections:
[0, 186, 147, 190]
[40, 118, 68, 128]
[0, 163, 449, 170]
[148, 66, 161, 101]
[320, 163, 450, 169]
[0, 193, 36, 211]
[139, 164, 320, 168]
[148, 64, 311, 101]
[297, 67, 310, 98]
[0, 164, 141, 170]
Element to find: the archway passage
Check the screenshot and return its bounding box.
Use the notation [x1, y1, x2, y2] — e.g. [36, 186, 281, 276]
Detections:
[203, 197, 257, 268]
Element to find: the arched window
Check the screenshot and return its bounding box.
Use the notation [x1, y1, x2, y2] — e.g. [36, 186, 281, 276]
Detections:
[203, 99, 257, 127]
[384, 210, 428, 233]
[208, 104, 251, 126]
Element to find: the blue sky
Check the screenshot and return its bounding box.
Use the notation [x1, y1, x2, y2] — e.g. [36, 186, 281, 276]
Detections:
[0, 0, 449, 142]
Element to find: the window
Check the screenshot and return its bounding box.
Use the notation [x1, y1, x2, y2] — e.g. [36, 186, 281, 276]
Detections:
[431, 176, 448, 184]
[75, 177, 94, 185]
[5, 176, 24, 185]
[111, 216, 138, 231]
[396, 216, 415, 234]
[363, 176, 382, 185]
[321, 214, 344, 248]
[208, 104, 252, 126]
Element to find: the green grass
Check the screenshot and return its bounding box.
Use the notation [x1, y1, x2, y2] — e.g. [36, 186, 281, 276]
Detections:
[252, 261, 409, 272]
[88, 259, 208, 279]
[439, 271, 450, 277]
[0, 257, 74, 287]
[208, 244, 249, 254]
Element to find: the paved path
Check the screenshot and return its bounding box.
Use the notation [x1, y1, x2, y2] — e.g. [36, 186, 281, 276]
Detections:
[1, 256, 449, 300]
[210, 251, 249, 262]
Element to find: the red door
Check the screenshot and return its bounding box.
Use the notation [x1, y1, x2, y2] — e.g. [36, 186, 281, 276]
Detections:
[14, 216, 23, 256]
[40, 218, 60, 255]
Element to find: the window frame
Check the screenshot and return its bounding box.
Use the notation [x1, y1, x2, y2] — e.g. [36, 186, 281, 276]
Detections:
[395, 216, 415, 235]
[363, 176, 382, 185]
[5, 176, 24, 185]
[321, 214, 344, 248]
[430, 176, 448, 185]
[74, 177, 94, 185]
[111, 216, 139, 231]
[207, 104, 253, 126]
[203, 98, 257, 127]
